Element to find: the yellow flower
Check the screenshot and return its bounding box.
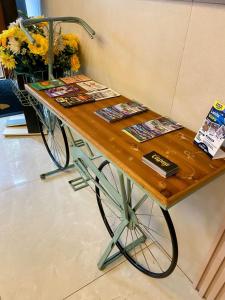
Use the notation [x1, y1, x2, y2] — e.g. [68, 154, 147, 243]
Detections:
[71, 54, 80, 71]
[28, 33, 48, 56]
[8, 37, 21, 54]
[13, 26, 27, 43]
[0, 52, 16, 69]
[37, 21, 48, 28]
[0, 26, 27, 46]
[0, 33, 7, 47]
[63, 33, 79, 49]
[3, 27, 16, 38]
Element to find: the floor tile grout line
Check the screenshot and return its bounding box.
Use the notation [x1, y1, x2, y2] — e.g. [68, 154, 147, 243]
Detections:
[62, 258, 193, 300]
[176, 264, 193, 284]
[62, 260, 127, 300]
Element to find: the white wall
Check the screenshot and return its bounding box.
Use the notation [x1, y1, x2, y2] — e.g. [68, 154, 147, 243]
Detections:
[42, 0, 225, 282]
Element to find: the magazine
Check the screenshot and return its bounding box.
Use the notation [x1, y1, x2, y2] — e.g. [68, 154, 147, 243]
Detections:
[45, 84, 83, 98]
[87, 88, 120, 101]
[123, 117, 183, 142]
[95, 101, 148, 123]
[55, 93, 94, 108]
[60, 74, 91, 84]
[30, 79, 65, 90]
[76, 80, 107, 92]
[194, 100, 225, 159]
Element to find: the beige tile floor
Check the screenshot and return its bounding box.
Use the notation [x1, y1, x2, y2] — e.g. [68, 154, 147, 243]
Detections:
[0, 116, 201, 300]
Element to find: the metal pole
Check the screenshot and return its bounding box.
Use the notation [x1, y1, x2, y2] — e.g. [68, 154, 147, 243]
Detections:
[48, 20, 54, 80]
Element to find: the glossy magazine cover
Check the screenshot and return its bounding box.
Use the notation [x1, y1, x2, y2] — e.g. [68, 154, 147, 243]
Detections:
[194, 100, 225, 157]
[123, 117, 183, 142]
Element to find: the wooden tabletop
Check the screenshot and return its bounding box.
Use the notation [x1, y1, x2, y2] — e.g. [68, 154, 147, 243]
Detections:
[25, 83, 225, 209]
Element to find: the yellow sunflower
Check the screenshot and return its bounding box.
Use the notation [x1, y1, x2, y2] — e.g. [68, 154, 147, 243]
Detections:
[62, 33, 79, 50]
[0, 52, 16, 69]
[28, 33, 48, 56]
[0, 26, 27, 46]
[71, 54, 80, 71]
[13, 26, 28, 43]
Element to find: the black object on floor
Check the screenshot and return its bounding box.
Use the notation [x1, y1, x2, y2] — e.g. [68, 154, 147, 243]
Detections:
[0, 79, 23, 118]
[23, 106, 41, 133]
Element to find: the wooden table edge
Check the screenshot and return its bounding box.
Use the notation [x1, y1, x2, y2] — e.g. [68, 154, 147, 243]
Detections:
[25, 84, 225, 210]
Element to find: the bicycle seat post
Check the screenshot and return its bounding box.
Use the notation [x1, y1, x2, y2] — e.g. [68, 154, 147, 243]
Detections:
[48, 20, 54, 80]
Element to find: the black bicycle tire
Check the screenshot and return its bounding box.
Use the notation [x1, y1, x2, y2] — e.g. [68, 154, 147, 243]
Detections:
[39, 118, 70, 169]
[95, 160, 178, 278]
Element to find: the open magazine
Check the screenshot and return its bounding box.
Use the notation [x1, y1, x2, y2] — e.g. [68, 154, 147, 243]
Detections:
[60, 74, 91, 84]
[55, 94, 94, 107]
[30, 79, 65, 90]
[123, 117, 183, 142]
[95, 101, 148, 122]
[45, 85, 83, 97]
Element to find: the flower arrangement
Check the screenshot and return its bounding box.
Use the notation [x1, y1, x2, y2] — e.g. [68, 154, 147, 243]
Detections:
[0, 17, 80, 75]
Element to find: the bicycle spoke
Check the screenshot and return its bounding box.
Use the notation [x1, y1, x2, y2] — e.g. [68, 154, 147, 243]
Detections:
[134, 228, 150, 271]
[108, 165, 119, 193]
[95, 160, 177, 277]
[147, 200, 154, 229]
[144, 240, 164, 273]
[138, 220, 170, 241]
[138, 222, 172, 262]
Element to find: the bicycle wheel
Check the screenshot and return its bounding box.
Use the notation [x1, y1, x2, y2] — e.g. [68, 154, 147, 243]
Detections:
[95, 160, 178, 278]
[39, 108, 70, 169]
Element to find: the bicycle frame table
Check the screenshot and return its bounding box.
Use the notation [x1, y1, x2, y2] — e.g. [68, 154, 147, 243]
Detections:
[25, 83, 225, 277]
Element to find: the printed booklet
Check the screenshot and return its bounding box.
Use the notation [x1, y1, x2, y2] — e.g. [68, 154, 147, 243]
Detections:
[142, 151, 179, 178]
[30, 79, 65, 90]
[45, 84, 83, 98]
[123, 117, 183, 142]
[76, 80, 107, 92]
[60, 74, 91, 84]
[55, 94, 94, 108]
[194, 100, 225, 159]
[95, 101, 148, 123]
[87, 88, 120, 101]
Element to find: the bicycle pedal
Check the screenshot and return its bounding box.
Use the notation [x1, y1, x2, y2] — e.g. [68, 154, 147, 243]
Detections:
[73, 139, 85, 147]
[68, 176, 89, 191]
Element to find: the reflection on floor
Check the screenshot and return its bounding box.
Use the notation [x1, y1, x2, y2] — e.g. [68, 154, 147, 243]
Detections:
[0, 116, 201, 300]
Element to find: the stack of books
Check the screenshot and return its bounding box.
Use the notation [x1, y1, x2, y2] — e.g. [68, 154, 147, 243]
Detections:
[142, 151, 179, 178]
[95, 101, 148, 123]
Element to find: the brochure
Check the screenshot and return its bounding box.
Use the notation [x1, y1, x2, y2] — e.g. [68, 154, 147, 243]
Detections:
[95, 101, 148, 123]
[45, 84, 83, 98]
[87, 88, 120, 101]
[60, 74, 91, 84]
[142, 151, 179, 178]
[76, 80, 107, 92]
[55, 94, 94, 108]
[123, 117, 183, 142]
[194, 100, 225, 159]
[30, 79, 65, 90]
